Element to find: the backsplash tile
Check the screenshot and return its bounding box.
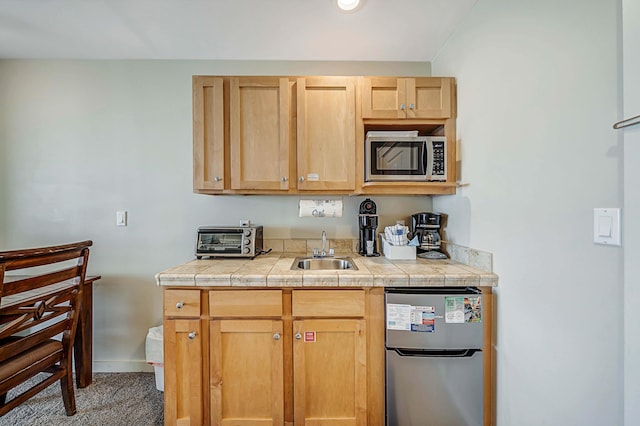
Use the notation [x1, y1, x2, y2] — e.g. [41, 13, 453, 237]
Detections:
[444, 243, 493, 273]
[283, 239, 307, 254]
[264, 239, 283, 253]
[331, 239, 354, 254]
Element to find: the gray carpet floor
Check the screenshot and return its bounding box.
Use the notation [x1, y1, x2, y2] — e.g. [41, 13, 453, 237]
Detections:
[0, 373, 164, 426]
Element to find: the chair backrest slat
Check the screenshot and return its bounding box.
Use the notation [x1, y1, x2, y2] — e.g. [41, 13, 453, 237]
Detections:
[2, 266, 82, 298]
[0, 241, 92, 271]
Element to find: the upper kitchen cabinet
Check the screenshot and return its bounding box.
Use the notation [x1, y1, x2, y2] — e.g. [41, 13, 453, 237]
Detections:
[192, 74, 458, 195]
[361, 77, 455, 119]
[193, 76, 225, 192]
[296, 77, 356, 191]
[230, 77, 294, 191]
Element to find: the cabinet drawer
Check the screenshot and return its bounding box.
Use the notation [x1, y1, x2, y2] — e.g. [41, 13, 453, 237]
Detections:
[164, 289, 201, 317]
[209, 290, 283, 317]
[292, 290, 365, 318]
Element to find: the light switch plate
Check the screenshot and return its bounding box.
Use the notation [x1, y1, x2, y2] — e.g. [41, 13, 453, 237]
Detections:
[593, 208, 620, 246]
[116, 210, 127, 227]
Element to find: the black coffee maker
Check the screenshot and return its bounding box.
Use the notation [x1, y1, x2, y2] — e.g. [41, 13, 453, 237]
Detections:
[358, 198, 380, 256]
[411, 212, 447, 259]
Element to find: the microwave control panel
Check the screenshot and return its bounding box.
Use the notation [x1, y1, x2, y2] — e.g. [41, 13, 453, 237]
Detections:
[427, 138, 447, 181]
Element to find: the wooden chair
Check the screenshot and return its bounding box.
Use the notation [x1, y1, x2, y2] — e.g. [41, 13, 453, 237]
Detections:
[0, 240, 92, 417]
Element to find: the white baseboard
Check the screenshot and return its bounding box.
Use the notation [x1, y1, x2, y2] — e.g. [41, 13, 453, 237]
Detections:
[91, 360, 154, 373]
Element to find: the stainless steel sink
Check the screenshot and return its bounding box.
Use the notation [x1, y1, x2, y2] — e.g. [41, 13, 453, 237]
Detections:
[291, 256, 358, 271]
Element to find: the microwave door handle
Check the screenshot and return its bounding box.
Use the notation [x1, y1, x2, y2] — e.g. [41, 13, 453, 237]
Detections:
[423, 141, 433, 180]
[423, 141, 431, 177]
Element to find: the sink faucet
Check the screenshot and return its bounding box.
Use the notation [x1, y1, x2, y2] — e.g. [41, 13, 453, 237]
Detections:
[320, 231, 327, 257]
[313, 230, 334, 258]
[321, 230, 327, 256]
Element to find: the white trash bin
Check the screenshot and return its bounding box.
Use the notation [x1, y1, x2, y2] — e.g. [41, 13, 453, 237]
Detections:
[145, 325, 164, 391]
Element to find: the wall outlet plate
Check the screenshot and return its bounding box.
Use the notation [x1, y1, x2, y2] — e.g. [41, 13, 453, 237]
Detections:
[240, 219, 251, 227]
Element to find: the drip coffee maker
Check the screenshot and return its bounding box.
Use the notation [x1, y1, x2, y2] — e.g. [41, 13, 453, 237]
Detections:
[358, 198, 380, 256]
[411, 212, 447, 259]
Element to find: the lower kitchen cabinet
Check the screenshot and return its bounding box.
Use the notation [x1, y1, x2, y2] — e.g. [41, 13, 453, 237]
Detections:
[293, 319, 367, 425]
[209, 319, 285, 425]
[164, 319, 203, 426]
[163, 288, 383, 426]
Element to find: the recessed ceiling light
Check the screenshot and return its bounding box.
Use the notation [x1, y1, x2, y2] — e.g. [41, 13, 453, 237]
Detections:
[337, 0, 360, 12]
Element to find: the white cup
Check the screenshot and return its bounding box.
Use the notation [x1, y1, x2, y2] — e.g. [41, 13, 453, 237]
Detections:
[366, 240, 374, 255]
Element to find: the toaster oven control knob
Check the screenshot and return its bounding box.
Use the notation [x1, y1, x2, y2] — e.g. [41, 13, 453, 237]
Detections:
[243, 239, 250, 245]
[244, 229, 252, 237]
[243, 247, 250, 254]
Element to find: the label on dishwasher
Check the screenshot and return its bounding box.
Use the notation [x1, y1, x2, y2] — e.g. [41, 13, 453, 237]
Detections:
[387, 304, 435, 332]
[410, 306, 435, 332]
[387, 304, 412, 331]
[445, 296, 482, 323]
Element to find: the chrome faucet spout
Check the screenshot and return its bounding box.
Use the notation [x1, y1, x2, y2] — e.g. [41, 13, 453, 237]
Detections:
[321, 230, 327, 256]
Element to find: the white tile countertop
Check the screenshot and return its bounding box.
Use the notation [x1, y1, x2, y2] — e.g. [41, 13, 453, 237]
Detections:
[155, 242, 498, 288]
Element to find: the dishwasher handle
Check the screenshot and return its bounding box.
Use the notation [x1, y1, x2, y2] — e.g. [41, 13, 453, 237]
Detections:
[389, 347, 481, 358]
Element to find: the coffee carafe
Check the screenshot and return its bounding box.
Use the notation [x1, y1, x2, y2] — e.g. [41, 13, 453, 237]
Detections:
[411, 212, 447, 259]
[358, 198, 380, 256]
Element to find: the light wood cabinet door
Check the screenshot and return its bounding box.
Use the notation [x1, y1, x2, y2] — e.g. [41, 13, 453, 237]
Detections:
[293, 319, 367, 426]
[405, 77, 453, 119]
[296, 77, 356, 191]
[164, 319, 203, 426]
[230, 77, 293, 190]
[210, 319, 284, 425]
[361, 77, 406, 119]
[193, 76, 225, 192]
[361, 77, 454, 119]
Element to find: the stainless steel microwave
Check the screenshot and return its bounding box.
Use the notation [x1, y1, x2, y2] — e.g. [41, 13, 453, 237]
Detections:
[196, 226, 263, 259]
[365, 133, 447, 182]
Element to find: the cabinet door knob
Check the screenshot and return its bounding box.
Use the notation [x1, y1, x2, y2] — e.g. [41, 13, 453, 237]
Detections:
[188, 331, 197, 340]
[298, 176, 305, 182]
[409, 103, 415, 110]
[295, 332, 302, 340]
[273, 332, 281, 341]
[281, 177, 288, 182]
[176, 301, 184, 309]
[400, 103, 406, 110]
[214, 176, 222, 182]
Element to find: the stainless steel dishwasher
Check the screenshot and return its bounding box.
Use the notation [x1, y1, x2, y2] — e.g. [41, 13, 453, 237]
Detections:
[385, 287, 483, 426]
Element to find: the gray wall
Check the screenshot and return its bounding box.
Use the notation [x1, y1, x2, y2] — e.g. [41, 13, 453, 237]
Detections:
[432, 0, 623, 424]
[0, 59, 434, 371]
[622, 0, 640, 424]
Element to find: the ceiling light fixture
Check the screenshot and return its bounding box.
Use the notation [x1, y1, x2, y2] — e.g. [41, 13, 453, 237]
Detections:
[337, 0, 360, 12]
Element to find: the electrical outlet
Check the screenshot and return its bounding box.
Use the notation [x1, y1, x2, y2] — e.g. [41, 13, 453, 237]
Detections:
[240, 219, 251, 227]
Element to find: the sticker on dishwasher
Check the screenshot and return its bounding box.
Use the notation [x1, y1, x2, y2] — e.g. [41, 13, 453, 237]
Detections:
[445, 296, 482, 323]
[387, 304, 435, 332]
[445, 296, 465, 323]
[410, 306, 435, 333]
[464, 296, 482, 323]
[386, 304, 412, 331]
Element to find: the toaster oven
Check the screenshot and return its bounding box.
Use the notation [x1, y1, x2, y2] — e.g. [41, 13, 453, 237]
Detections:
[196, 226, 263, 259]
